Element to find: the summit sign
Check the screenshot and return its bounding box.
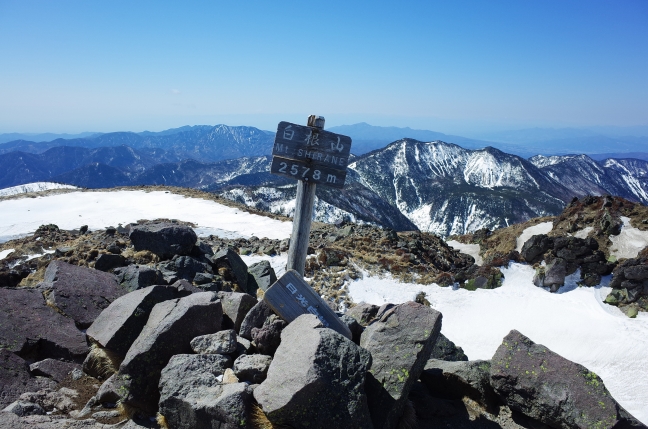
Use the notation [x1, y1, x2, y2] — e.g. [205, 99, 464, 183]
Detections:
[270, 121, 352, 189]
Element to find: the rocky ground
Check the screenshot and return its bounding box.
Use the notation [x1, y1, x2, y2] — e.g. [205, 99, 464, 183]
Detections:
[452, 195, 648, 317]
[1, 213, 646, 428]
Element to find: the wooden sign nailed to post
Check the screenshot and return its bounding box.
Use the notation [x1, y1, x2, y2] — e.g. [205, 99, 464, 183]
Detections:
[271, 121, 352, 189]
[263, 270, 352, 340]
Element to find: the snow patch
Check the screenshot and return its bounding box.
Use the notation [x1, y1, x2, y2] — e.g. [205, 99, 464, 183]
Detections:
[0, 249, 14, 261]
[348, 262, 648, 424]
[446, 240, 483, 265]
[240, 253, 288, 278]
[516, 221, 553, 252]
[609, 217, 648, 259]
[0, 182, 78, 197]
[0, 190, 292, 243]
[573, 226, 593, 239]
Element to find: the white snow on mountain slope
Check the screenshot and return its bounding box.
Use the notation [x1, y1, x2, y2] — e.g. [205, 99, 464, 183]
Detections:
[0, 190, 292, 243]
[0, 182, 78, 196]
[0, 249, 14, 260]
[515, 221, 554, 252]
[609, 217, 648, 259]
[348, 263, 648, 424]
[445, 240, 483, 265]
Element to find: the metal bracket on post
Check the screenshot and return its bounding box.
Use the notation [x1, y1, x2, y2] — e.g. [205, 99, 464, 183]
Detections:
[285, 115, 324, 276]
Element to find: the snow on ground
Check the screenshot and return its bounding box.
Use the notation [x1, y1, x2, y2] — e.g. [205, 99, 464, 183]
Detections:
[0, 190, 292, 244]
[445, 240, 483, 265]
[609, 216, 648, 259]
[515, 221, 553, 252]
[348, 263, 648, 423]
[573, 226, 593, 239]
[0, 249, 14, 261]
[0, 182, 78, 197]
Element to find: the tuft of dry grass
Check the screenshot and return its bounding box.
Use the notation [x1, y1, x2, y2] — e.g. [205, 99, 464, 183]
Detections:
[85, 343, 123, 380]
[250, 403, 277, 429]
[156, 413, 169, 429]
[117, 402, 137, 420]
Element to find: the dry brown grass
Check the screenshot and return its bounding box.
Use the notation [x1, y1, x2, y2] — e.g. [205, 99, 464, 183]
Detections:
[117, 402, 137, 420]
[250, 403, 275, 429]
[85, 343, 123, 380]
[156, 413, 169, 429]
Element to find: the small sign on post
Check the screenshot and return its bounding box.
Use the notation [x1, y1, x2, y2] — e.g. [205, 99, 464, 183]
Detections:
[271, 121, 352, 189]
[263, 270, 352, 340]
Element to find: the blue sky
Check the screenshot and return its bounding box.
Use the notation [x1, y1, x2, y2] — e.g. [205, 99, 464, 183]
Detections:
[1, 0, 646, 135]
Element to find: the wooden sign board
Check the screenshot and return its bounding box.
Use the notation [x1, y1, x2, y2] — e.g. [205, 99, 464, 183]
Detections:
[263, 270, 352, 340]
[271, 121, 352, 189]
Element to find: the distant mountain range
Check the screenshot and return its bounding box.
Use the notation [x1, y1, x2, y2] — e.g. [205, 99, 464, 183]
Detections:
[1, 123, 647, 235]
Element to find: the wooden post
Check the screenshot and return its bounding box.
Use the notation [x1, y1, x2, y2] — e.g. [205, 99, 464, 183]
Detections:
[286, 115, 324, 276]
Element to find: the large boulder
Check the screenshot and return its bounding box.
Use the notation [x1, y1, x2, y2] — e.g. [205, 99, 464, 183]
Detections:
[247, 260, 277, 293]
[29, 359, 82, 383]
[129, 222, 197, 259]
[251, 314, 287, 356]
[212, 248, 250, 293]
[159, 255, 212, 283]
[254, 314, 373, 429]
[38, 261, 125, 329]
[0, 350, 56, 409]
[190, 329, 238, 355]
[232, 354, 272, 384]
[360, 302, 442, 429]
[0, 288, 88, 361]
[491, 330, 645, 429]
[158, 354, 250, 429]
[521, 234, 554, 264]
[429, 333, 468, 361]
[239, 300, 274, 340]
[114, 265, 164, 292]
[118, 292, 222, 412]
[86, 285, 177, 356]
[218, 292, 257, 333]
[421, 359, 499, 413]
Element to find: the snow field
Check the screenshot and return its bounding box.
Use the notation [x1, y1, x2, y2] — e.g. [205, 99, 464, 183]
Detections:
[515, 221, 553, 252]
[445, 240, 483, 265]
[0, 182, 78, 197]
[0, 190, 292, 244]
[610, 217, 648, 259]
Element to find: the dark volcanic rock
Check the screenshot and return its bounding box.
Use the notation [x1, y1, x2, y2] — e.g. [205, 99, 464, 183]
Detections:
[491, 330, 644, 429]
[114, 264, 164, 292]
[360, 302, 442, 429]
[239, 300, 274, 340]
[520, 234, 554, 264]
[118, 292, 222, 412]
[345, 303, 380, 326]
[0, 288, 88, 361]
[190, 329, 237, 355]
[218, 291, 257, 333]
[247, 260, 277, 292]
[232, 354, 272, 384]
[212, 248, 250, 293]
[0, 350, 56, 409]
[28, 359, 82, 383]
[251, 314, 287, 356]
[129, 222, 197, 259]
[86, 285, 177, 356]
[158, 353, 248, 429]
[430, 333, 468, 361]
[38, 260, 125, 329]
[421, 359, 499, 413]
[93, 253, 126, 272]
[254, 314, 372, 429]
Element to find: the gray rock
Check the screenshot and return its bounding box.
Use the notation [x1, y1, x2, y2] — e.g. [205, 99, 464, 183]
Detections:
[251, 314, 287, 356]
[86, 285, 177, 356]
[247, 260, 277, 293]
[254, 314, 372, 429]
[114, 265, 164, 292]
[233, 354, 272, 384]
[520, 234, 554, 264]
[94, 254, 125, 272]
[421, 359, 499, 413]
[212, 248, 250, 293]
[0, 351, 57, 409]
[95, 373, 126, 405]
[234, 336, 252, 357]
[0, 289, 88, 362]
[38, 261, 125, 329]
[158, 354, 248, 429]
[239, 300, 274, 340]
[360, 302, 442, 429]
[430, 333, 468, 361]
[2, 401, 46, 416]
[491, 330, 645, 429]
[544, 257, 567, 291]
[20, 387, 80, 413]
[191, 329, 238, 354]
[129, 222, 197, 259]
[218, 292, 257, 333]
[118, 292, 222, 412]
[170, 278, 201, 295]
[340, 314, 363, 344]
[345, 302, 379, 326]
[29, 359, 82, 383]
[168, 255, 212, 282]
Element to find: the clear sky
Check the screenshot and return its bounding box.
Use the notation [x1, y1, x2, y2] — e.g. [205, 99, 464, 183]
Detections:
[1, 0, 646, 135]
